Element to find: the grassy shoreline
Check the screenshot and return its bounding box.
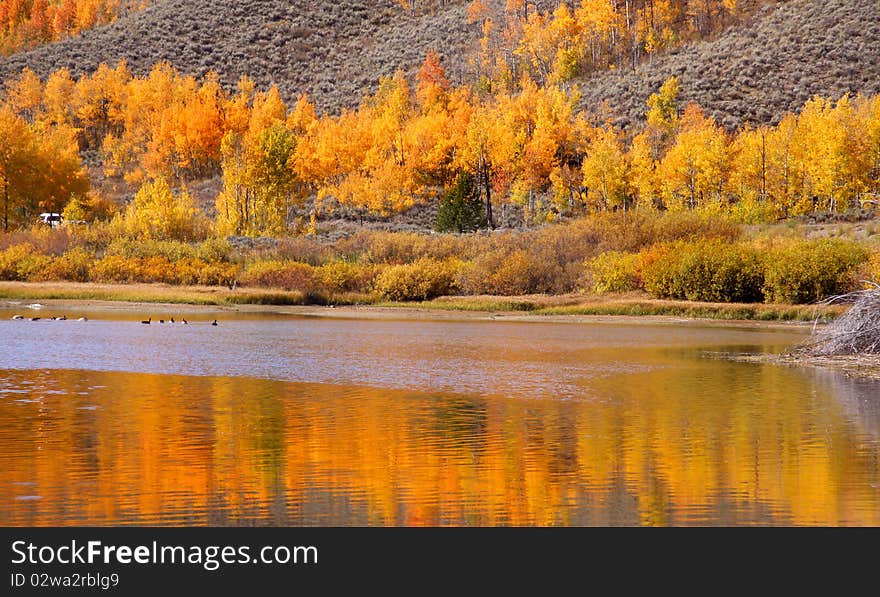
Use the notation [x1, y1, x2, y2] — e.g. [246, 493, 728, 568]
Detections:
[0, 281, 846, 323]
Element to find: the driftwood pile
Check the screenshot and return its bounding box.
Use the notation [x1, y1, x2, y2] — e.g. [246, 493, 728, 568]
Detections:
[800, 286, 880, 356]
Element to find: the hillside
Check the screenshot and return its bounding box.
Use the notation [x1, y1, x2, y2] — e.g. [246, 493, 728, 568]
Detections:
[577, 0, 880, 129]
[3, 1, 879, 128]
[0, 0, 476, 114]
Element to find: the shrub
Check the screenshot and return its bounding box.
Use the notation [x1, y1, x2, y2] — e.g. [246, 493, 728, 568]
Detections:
[0, 227, 71, 255]
[275, 235, 333, 265]
[589, 210, 741, 253]
[729, 199, 782, 224]
[105, 237, 197, 261]
[588, 251, 643, 293]
[458, 247, 566, 295]
[316, 261, 380, 294]
[763, 239, 869, 304]
[865, 252, 880, 286]
[197, 238, 234, 263]
[196, 261, 239, 287]
[138, 256, 178, 283]
[89, 255, 138, 283]
[35, 247, 94, 282]
[241, 260, 317, 291]
[71, 219, 125, 252]
[487, 250, 543, 295]
[0, 244, 52, 281]
[642, 240, 765, 302]
[373, 258, 461, 301]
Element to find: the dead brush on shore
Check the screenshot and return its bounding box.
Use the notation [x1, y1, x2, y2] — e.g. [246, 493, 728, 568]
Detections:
[796, 284, 880, 356]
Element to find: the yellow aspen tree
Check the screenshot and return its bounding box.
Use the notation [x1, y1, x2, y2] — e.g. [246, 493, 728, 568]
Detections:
[0, 104, 87, 231]
[581, 124, 628, 212]
[857, 95, 880, 198]
[766, 113, 808, 215]
[729, 125, 770, 203]
[645, 75, 680, 160]
[33, 122, 89, 214]
[627, 131, 659, 209]
[796, 96, 849, 212]
[74, 61, 131, 150]
[574, 0, 619, 70]
[41, 67, 77, 128]
[126, 177, 201, 241]
[657, 103, 728, 210]
[4, 68, 44, 122]
[0, 105, 35, 231]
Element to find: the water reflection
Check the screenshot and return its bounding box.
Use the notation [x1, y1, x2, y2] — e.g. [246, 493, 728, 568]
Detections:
[0, 315, 808, 400]
[1, 357, 878, 526]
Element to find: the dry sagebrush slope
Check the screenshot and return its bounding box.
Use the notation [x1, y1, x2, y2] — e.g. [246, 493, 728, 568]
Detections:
[2, 0, 878, 128]
[577, 0, 880, 129]
[0, 0, 475, 114]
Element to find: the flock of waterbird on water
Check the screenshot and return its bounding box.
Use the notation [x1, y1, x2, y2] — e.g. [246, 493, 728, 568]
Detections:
[9, 305, 218, 326]
[139, 317, 218, 326]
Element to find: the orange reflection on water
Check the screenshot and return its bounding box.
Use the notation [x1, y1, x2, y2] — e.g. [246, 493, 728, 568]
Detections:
[1, 362, 878, 527]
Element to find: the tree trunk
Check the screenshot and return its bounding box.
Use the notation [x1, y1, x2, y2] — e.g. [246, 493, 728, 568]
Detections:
[481, 157, 494, 229]
[2, 174, 8, 233]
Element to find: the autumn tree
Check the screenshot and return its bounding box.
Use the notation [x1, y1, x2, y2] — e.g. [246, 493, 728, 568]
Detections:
[657, 103, 729, 210]
[581, 124, 628, 212]
[125, 176, 202, 241]
[645, 75, 680, 159]
[1, 1, 149, 55]
[0, 106, 32, 231]
[216, 84, 303, 236]
[794, 96, 852, 212]
[0, 103, 87, 230]
[416, 49, 451, 110]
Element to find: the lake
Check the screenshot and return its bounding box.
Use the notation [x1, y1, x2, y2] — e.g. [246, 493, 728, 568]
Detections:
[1, 307, 878, 526]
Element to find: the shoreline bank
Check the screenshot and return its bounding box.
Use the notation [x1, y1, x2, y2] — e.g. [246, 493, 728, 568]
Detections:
[0, 281, 845, 327]
[5, 281, 879, 381]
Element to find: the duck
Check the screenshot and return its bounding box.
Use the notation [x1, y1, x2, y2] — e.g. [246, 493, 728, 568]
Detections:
[11, 315, 24, 320]
[77, 317, 88, 322]
[30, 317, 41, 321]
[211, 320, 218, 326]
[141, 317, 151, 325]
[170, 317, 175, 323]
[159, 319, 165, 324]
[57, 315, 67, 321]
[181, 318, 188, 325]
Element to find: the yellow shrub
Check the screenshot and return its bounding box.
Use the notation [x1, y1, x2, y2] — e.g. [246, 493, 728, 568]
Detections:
[316, 261, 379, 294]
[137, 256, 176, 283]
[588, 251, 643, 294]
[0, 244, 52, 281]
[489, 250, 539, 296]
[642, 240, 765, 303]
[34, 247, 94, 282]
[242, 261, 317, 291]
[197, 238, 234, 263]
[763, 239, 869, 303]
[374, 258, 461, 301]
[458, 249, 555, 295]
[196, 261, 239, 287]
[105, 237, 197, 261]
[90, 255, 138, 283]
[866, 252, 880, 286]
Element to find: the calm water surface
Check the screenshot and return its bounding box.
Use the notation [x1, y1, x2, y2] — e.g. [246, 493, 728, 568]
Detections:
[1, 308, 878, 526]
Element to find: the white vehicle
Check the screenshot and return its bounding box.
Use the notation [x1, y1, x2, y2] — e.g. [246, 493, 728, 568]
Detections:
[38, 213, 63, 228]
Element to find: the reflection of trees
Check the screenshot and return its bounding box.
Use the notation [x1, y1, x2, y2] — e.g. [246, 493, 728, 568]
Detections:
[1, 363, 879, 527]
